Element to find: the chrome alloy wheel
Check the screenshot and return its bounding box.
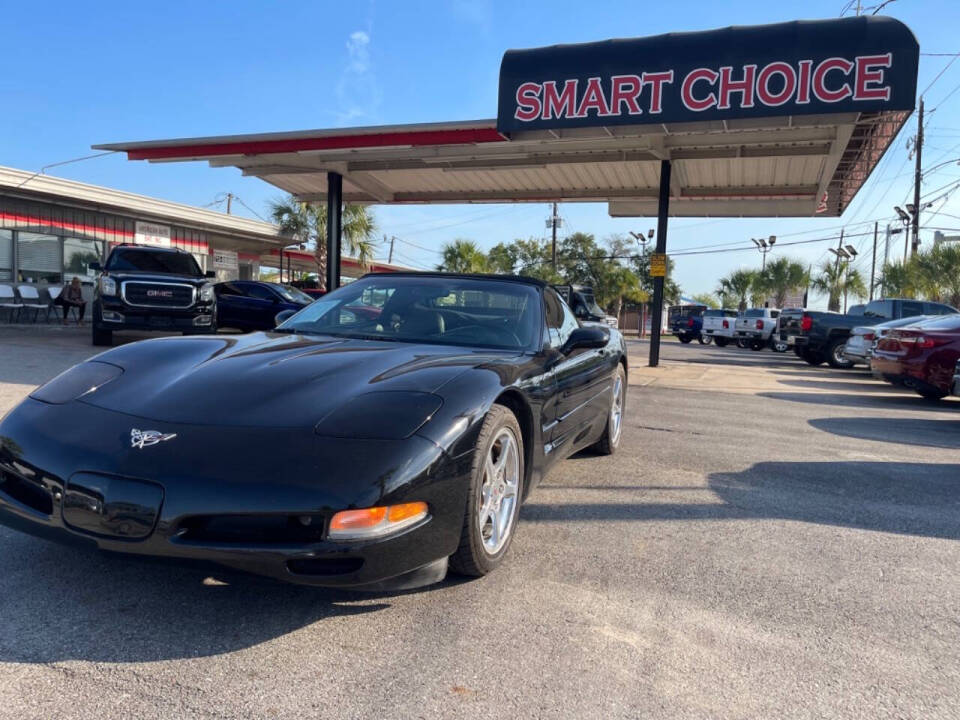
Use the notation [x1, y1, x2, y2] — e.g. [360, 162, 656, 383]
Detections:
[610, 373, 624, 445]
[478, 428, 520, 555]
[833, 343, 847, 364]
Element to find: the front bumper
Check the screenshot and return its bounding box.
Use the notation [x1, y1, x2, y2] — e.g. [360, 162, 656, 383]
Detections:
[99, 296, 216, 332]
[0, 398, 467, 588]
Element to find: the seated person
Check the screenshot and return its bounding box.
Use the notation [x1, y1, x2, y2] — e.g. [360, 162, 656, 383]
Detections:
[57, 277, 87, 325]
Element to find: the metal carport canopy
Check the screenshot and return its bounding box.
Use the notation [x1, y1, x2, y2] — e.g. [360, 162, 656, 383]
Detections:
[95, 15, 919, 364]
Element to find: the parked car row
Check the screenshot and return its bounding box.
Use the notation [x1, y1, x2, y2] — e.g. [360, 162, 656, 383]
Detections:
[775, 298, 960, 401]
[673, 305, 789, 352]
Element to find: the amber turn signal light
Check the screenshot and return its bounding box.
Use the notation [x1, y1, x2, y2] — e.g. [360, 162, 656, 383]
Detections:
[329, 502, 428, 540]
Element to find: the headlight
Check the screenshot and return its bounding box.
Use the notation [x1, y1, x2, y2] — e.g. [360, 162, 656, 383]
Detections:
[30, 361, 123, 404]
[199, 283, 215, 302]
[99, 276, 117, 296]
[314, 392, 443, 440]
[328, 502, 429, 541]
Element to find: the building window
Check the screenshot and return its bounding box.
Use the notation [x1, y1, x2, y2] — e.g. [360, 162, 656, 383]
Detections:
[17, 232, 62, 284]
[0, 230, 12, 281]
[63, 236, 104, 282]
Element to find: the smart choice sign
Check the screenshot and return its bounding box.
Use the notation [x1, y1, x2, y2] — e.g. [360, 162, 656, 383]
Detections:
[497, 17, 918, 133]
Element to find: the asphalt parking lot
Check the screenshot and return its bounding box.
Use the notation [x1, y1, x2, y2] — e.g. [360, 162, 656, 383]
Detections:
[1, 327, 958, 719]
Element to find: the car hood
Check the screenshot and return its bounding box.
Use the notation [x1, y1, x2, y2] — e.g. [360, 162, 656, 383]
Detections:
[82, 332, 519, 427]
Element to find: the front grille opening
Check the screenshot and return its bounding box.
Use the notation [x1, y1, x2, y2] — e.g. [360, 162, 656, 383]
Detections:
[176, 514, 327, 544]
[0, 468, 54, 516]
[287, 557, 364, 576]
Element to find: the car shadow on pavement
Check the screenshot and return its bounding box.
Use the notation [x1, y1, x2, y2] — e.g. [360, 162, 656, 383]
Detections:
[809, 416, 960, 449]
[0, 534, 462, 665]
[759, 390, 953, 411]
[522, 461, 960, 540]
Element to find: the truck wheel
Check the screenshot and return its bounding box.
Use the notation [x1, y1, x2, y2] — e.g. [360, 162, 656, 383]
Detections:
[92, 325, 112, 346]
[770, 338, 789, 353]
[736, 338, 749, 349]
[826, 338, 855, 369]
[915, 387, 948, 401]
[801, 350, 825, 366]
[698, 335, 712, 345]
[714, 337, 729, 348]
[678, 335, 693, 344]
[750, 339, 764, 351]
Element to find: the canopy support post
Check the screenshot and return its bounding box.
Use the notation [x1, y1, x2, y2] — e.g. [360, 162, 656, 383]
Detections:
[325, 171, 343, 291]
[648, 159, 671, 368]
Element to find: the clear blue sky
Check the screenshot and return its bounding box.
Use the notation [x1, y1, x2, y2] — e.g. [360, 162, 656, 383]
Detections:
[3, 0, 959, 307]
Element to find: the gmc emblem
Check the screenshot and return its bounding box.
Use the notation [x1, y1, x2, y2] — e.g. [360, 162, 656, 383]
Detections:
[147, 290, 174, 298]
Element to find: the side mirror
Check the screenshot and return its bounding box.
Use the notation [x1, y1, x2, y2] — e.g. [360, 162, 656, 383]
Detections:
[561, 325, 609, 354]
[274, 309, 298, 327]
[89, 262, 102, 272]
[205, 270, 216, 278]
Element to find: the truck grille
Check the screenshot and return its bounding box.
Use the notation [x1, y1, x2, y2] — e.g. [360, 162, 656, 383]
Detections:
[122, 281, 195, 308]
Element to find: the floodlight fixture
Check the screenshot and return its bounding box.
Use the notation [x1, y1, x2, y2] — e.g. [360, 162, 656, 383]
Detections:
[894, 206, 911, 223]
[845, 245, 858, 257]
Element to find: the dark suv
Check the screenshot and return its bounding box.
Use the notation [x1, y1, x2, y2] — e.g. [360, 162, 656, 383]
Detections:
[89, 245, 217, 346]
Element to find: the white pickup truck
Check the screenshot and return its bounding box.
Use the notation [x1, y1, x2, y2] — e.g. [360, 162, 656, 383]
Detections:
[735, 308, 784, 351]
[700, 309, 739, 347]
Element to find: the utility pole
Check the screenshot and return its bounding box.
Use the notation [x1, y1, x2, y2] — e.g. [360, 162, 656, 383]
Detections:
[911, 97, 924, 256]
[548, 202, 561, 267]
[387, 235, 395, 263]
[834, 229, 845, 274]
[225, 192, 234, 214]
[870, 222, 878, 300]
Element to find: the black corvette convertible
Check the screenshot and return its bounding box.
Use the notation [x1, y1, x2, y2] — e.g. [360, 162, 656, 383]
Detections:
[0, 273, 627, 589]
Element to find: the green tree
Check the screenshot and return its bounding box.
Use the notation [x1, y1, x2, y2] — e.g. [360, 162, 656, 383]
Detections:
[691, 292, 720, 308]
[269, 196, 377, 289]
[915, 243, 960, 307]
[757, 257, 809, 309]
[812, 261, 866, 312]
[716, 269, 758, 311]
[487, 237, 563, 283]
[437, 239, 489, 273]
[879, 260, 919, 298]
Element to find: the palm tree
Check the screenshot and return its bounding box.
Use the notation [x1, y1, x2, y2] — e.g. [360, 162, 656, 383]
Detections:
[716, 269, 757, 311]
[812, 261, 866, 312]
[269, 196, 377, 290]
[879, 260, 919, 298]
[758, 257, 809, 308]
[915, 243, 960, 307]
[437, 239, 489, 273]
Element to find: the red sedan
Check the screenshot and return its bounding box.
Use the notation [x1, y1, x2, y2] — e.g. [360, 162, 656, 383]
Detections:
[871, 315, 960, 400]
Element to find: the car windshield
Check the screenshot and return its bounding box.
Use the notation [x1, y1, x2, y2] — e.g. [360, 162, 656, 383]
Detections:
[107, 249, 202, 276]
[277, 275, 541, 350]
[272, 284, 313, 304]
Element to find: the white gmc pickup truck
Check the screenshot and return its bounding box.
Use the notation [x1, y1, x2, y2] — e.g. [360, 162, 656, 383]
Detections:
[700, 309, 739, 347]
[735, 308, 786, 351]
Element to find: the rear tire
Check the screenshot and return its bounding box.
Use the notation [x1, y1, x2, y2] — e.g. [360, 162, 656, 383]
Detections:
[826, 338, 855, 369]
[714, 337, 729, 348]
[916, 387, 947, 401]
[449, 405, 524, 578]
[770, 338, 789, 353]
[592, 365, 626, 456]
[698, 335, 712, 345]
[750, 339, 764, 351]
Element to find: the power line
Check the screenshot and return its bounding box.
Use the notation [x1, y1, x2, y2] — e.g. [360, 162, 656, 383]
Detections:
[15, 150, 118, 188]
[232, 196, 268, 222]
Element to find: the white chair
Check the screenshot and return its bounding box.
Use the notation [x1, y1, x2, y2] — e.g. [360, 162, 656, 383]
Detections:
[16, 285, 48, 323]
[0, 284, 23, 322]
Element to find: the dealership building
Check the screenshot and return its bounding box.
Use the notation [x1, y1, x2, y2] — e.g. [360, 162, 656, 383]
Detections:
[0, 165, 405, 294]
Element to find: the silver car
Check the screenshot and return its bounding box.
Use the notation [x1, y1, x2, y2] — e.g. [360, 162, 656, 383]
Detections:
[843, 316, 935, 365]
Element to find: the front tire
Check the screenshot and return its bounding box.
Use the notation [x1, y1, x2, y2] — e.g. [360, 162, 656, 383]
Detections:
[449, 405, 524, 578]
[714, 337, 729, 348]
[678, 334, 693, 343]
[593, 365, 626, 456]
[91, 304, 112, 346]
[698, 335, 712, 345]
[770, 338, 789, 353]
[801, 349, 825, 366]
[750, 339, 764, 351]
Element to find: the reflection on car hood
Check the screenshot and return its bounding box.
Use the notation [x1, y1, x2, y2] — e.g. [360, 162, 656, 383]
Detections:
[82, 331, 519, 427]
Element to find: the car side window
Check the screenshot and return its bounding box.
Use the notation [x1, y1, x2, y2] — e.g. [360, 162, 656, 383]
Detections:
[544, 288, 578, 348]
[902, 300, 924, 317]
[770, 310, 780, 318]
[924, 302, 953, 315]
[864, 299, 891, 318]
[246, 285, 276, 302]
[217, 282, 241, 296]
